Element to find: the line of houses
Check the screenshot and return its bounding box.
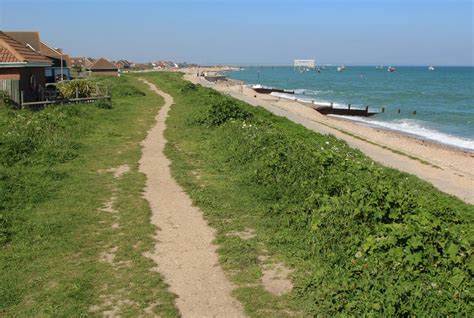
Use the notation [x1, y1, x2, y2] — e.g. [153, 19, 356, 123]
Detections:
[0, 30, 189, 104]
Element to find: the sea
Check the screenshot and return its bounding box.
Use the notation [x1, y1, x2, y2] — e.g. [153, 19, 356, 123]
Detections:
[225, 66, 474, 152]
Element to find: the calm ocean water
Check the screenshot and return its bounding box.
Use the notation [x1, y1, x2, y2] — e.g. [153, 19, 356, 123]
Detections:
[226, 66, 474, 151]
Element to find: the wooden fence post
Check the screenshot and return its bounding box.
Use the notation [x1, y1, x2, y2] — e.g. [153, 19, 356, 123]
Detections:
[20, 91, 24, 109]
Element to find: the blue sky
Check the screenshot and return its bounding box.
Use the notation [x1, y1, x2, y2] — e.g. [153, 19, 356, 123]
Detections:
[0, 0, 472, 65]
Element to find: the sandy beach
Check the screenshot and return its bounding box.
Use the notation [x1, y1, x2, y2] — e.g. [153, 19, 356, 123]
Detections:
[183, 68, 473, 204]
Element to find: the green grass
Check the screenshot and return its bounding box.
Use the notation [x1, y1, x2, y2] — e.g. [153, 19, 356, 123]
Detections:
[137, 72, 474, 317]
[0, 76, 178, 316]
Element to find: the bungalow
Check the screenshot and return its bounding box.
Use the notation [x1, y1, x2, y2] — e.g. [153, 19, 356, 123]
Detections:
[86, 58, 119, 76]
[153, 60, 177, 69]
[4, 31, 71, 82]
[133, 63, 154, 71]
[0, 31, 51, 104]
[70, 57, 94, 71]
[114, 59, 132, 70]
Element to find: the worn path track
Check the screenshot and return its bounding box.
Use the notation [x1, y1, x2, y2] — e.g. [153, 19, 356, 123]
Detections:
[138, 78, 245, 317]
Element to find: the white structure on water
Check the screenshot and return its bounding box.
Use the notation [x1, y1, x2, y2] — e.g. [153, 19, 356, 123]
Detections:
[294, 59, 315, 71]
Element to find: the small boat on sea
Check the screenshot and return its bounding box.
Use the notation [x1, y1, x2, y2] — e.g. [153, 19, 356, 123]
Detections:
[428, 66, 435, 71]
[337, 65, 346, 72]
[375, 65, 383, 70]
[388, 66, 396, 72]
[252, 84, 295, 95]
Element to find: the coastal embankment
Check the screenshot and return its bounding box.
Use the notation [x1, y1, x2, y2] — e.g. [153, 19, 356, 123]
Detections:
[184, 69, 473, 204]
[135, 71, 473, 316]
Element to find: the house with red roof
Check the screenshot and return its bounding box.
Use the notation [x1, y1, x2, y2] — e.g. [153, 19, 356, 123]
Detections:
[70, 57, 94, 71]
[0, 31, 52, 104]
[86, 58, 119, 76]
[114, 60, 132, 70]
[5, 32, 71, 82]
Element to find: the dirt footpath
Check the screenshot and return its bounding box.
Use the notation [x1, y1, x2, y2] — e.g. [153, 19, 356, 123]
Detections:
[138, 78, 245, 317]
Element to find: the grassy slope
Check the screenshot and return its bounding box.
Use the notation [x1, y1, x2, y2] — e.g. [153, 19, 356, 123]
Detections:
[139, 72, 473, 317]
[0, 76, 178, 316]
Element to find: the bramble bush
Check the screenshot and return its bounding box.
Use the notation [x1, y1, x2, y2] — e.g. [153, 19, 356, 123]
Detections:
[200, 99, 253, 127]
[179, 82, 198, 94]
[192, 86, 474, 316]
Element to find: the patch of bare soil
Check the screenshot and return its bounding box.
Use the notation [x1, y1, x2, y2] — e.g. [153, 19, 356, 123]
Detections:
[227, 228, 256, 240]
[258, 255, 293, 296]
[99, 246, 118, 265]
[108, 165, 130, 179]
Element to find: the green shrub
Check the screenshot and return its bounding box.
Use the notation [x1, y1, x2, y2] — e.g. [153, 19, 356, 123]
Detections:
[179, 82, 198, 94]
[57, 79, 96, 99]
[94, 98, 113, 109]
[110, 84, 145, 97]
[200, 99, 253, 126]
[0, 92, 15, 108]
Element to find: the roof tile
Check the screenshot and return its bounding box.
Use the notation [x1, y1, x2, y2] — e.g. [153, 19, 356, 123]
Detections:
[0, 31, 51, 65]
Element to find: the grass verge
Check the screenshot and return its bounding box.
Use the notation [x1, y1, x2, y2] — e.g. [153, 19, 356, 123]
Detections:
[0, 76, 178, 316]
[139, 71, 473, 317]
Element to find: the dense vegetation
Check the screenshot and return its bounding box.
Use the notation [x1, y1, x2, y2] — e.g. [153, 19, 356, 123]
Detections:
[141, 72, 473, 316]
[56, 77, 145, 99]
[56, 79, 98, 98]
[0, 76, 178, 316]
